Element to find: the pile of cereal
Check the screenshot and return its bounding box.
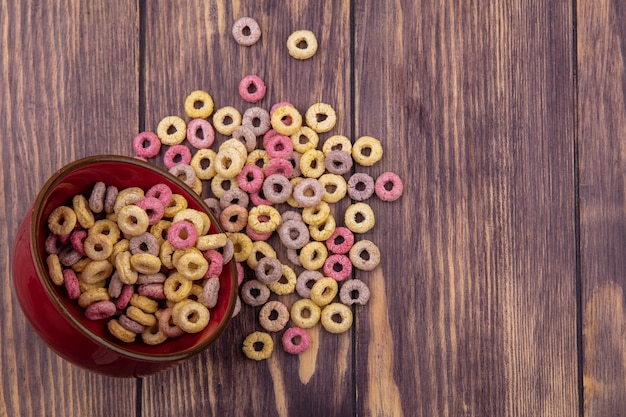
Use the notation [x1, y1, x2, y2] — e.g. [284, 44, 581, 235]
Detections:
[129, 17, 404, 359]
[44, 181, 229, 345]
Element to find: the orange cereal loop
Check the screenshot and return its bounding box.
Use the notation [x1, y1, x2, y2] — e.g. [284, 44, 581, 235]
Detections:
[299, 241, 328, 271]
[322, 135, 352, 155]
[228, 232, 253, 263]
[267, 264, 297, 295]
[115, 251, 138, 285]
[184, 90, 214, 119]
[286, 30, 318, 60]
[271, 105, 302, 136]
[89, 219, 121, 243]
[78, 287, 110, 308]
[157, 116, 187, 145]
[163, 194, 188, 218]
[290, 126, 319, 153]
[242, 331, 274, 361]
[108, 319, 137, 343]
[130, 253, 162, 275]
[72, 194, 95, 229]
[320, 302, 353, 334]
[130, 293, 159, 314]
[190, 148, 217, 180]
[47, 206, 77, 236]
[83, 233, 114, 261]
[213, 106, 242, 136]
[344, 202, 376, 233]
[46, 254, 64, 286]
[305, 102, 337, 133]
[164, 273, 193, 302]
[352, 135, 383, 167]
[80, 259, 114, 284]
[126, 305, 157, 327]
[290, 298, 321, 329]
[171, 300, 210, 333]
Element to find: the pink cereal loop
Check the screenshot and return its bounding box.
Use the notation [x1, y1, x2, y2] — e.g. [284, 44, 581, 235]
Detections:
[236, 262, 245, 286]
[270, 102, 294, 117]
[158, 307, 185, 338]
[63, 269, 81, 299]
[326, 227, 354, 255]
[237, 164, 264, 194]
[245, 222, 272, 241]
[203, 249, 224, 278]
[70, 229, 87, 256]
[249, 190, 274, 206]
[262, 129, 280, 148]
[133, 131, 161, 158]
[115, 284, 135, 310]
[136, 196, 165, 225]
[264, 158, 294, 178]
[186, 118, 215, 149]
[323, 254, 353, 281]
[281, 327, 311, 355]
[163, 144, 192, 169]
[138, 283, 166, 300]
[167, 221, 198, 250]
[145, 183, 173, 207]
[45, 234, 62, 255]
[265, 134, 293, 159]
[85, 300, 117, 321]
[375, 171, 404, 202]
[238, 75, 267, 103]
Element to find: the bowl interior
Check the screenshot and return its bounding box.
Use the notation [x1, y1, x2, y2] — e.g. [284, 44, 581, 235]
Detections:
[33, 156, 236, 358]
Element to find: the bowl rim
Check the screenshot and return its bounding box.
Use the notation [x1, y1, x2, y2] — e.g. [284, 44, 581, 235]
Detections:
[30, 154, 237, 362]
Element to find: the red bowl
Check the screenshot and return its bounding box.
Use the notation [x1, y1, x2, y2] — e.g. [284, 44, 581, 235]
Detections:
[12, 155, 237, 377]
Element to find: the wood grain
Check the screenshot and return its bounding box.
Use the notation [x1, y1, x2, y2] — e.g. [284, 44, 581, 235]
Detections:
[0, 1, 139, 416]
[353, 0, 579, 415]
[578, 0, 626, 415]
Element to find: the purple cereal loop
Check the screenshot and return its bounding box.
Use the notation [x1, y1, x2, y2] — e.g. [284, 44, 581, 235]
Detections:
[108, 271, 123, 298]
[163, 144, 192, 169]
[240, 279, 270, 306]
[339, 278, 370, 306]
[232, 16, 261, 46]
[200, 277, 220, 308]
[138, 283, 166, 300]
[265, 134, 293, 159]
[115, 284, 135, 310]
[254, 257, 282, 284]
[325, 227, 354, 254]
[281, 327, 311, 355]
[168, 163, 196, 188]
[232, 125, 258, 152]
[203, 197, 222, 218]
[281, 210, 303, 224]
[136, 272, 167, 285]
[133, 131, 161, 158]
[219, 187, 250, 209]
[202, 249, 223, 278]
[242, 106, 271, 136]
[146, 183, 173, 207]
[232, 295, 242, 317]
[58, 246, 83, 267]
[375, 171, 404, 202]
[323, 254, 353, 281]
[347, 172, 375, 201]
[292, 178, 324, 208]
[84, 300, 117, 321]
[119, 314, 146, 333]
[264, 158, 294, 178]
[262, 174, 292, 204]
[158, 308, 185, 338]
[236, 262, 245, 286]
[45, 234, 62, 255]
[88, 181, 106, 213]
[238, 75, 266, 103]
[287, 248, 302, 266]
[104, 185, 119, 214]
[218, 238, 234, 265]
[130, 232, 160, 256]
[289, 151, 302, 177]
[324, 150, 353, 175]
[63, 269, 81, 299]
[278, 219, 310, 250]
[167, 221, 198, 250]
[237, 164, 264, 193]
[136, 197, 165, 225]
[295, 270, 323, 298]
[186, 118, 215, 149]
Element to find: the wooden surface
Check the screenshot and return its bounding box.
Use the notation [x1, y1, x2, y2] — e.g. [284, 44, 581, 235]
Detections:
[1, 0, 624, 415]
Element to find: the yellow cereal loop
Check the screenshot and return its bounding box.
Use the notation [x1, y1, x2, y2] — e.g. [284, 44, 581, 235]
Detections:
[320, 303, 353, 334]
[192, 177, 203, 195]
[46, 254, 64, 286]
[309, 214, 336, 241]
[47, 206, 77, 236]
[150, 220, 171, 247]
[242, 331, 274, 361]
[196, 233, 228, 251]
[172, 247, 202, 270]
[219, 138, 248, 161]
[163, 194, 188, 218]
[130, 293, 159, 313]
[115, 251, 138, 285]
[322, 135, 352, 155]
[83, 233, 114, 261]
[113, 187, 145, 215]
[290, 298, 321, 329]
[299, 241, 328, 271]
[290, 126, 319, 154]
[302, 201, 330, 226]
[213, 106, 242, 136]
[286, 30, 318, 60]
[79, 279, 107, 293]
[344, 202, 376, 233]
[305, 102, 337, 133]
[198, 211, 212, 235]
[228, 232, 253, 263]
[286, 177, 304, 208]
[108, 319, 137, 343]
[318, 173, 347, 203]
[78, 287, 110, 308]
[80, 259, 114, 284]
[352, 135, 383, 166]
[246, 240, 277, 270]
[71, 257, 91, 273]
[176, 250, 209, 280]
[126, 305, 157, 327]
[190, 148, 217, 180]
[109, 238, 130, 266]
[130, 253, 162, 275]
[267, 264, 296, 295]
[141, 325, 168, 345]
[248, 205, 281, 234]
[157, 116, 187, 145]
[310, 277, 338, 306]
[299, 149, 326, 178]
[246, 149, 269, 170]
[184, 90, 214, 119]
[164, 273, 193, 302]
[117, 205, 150, 236]
[271, 105, 302, 136]
[159, 240, 176, 269]
[210, 174, 238, 199]
[214, 147, 246, 179]
[172, 300, 210, 333]
[89, 219, 121, 244]
[72, 194, 95, 229]
[173, 208, 205, 236]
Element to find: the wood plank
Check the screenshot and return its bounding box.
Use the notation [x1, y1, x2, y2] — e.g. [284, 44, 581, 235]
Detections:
[140, 1, 353, 416]
[577, 0, 626, 415]
[353, 0, 579, 415]
[0, 1, 139, 416]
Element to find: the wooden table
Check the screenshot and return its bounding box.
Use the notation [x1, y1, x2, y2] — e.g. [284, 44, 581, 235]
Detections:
[2, 0, 624, 415]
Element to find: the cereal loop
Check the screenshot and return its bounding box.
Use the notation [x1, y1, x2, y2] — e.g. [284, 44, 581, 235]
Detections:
[339, 278, 371, 306]
[326, 227, 354, 254]
[344, 202, 376, 234]
[184, 90, 214, 119]
[108, 319, 137, 343]
[299, 149, 326, 178]
[287, 30, 318, 60]
[117, 205, 150, 236]
[310, 277, 338, 306]
[349, 239, 381, 271]
[239, 75, 266, 103]
[72, 194, 95, 229]
[319, 173, 348, 204]
[248, 205, 281, 234]
[219, 204, 249, 233]
[171, 300, 210, 333]
[290, 127, 319, 154]
[47, 206, 77, 236]
[232, 17, 261, 46]
[167, 220, 198, 250]
[133, 131, 161, 158]
[157, 116, 187, 146]
[242, 331, 274, 361]
[323, 254, 352, 281]
[320, 303, 353, 334]
[352, 136, 383, 167]
[262, 174, 293, 204]
[347, 172, 375, 201]
[270, 105, 302, 136]
[254, 256, 282, 284]
[322, 135, 352, 155]
[305, 102, 337, 133]
[375, 171, 404, 202]
[241, 279, 270, 307]
[258, 300, 290, 332]
[163, 144, 192, 169]
[232, 125, 258, 152]
[267, 264, 297, 295]
[190, 149, 217, 180]
[213, 106, 242, 136]
[281, 327, 311, 355]
[290, 298, 321, 329]
[299, 241, 328, 271]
